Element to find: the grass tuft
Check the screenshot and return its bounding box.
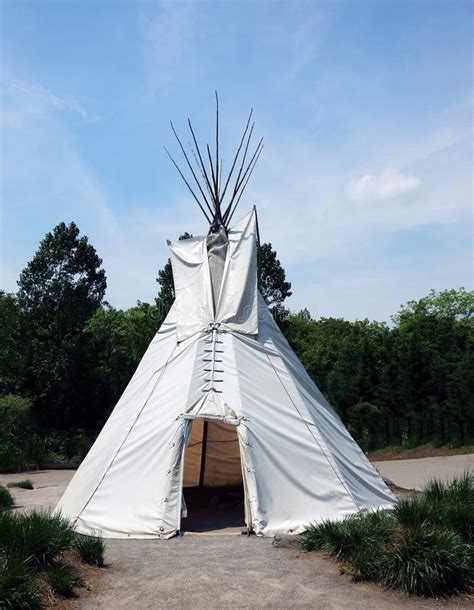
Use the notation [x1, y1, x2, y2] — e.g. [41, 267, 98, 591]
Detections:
[7, 480, 34, 490]
[0, 510, 75, 567]
[43, 562, 85, 598]
[0, 554, 43, 609]
[0, 486, 14, 510]
[383, 524, 472, 596]
[73, 533, 105, 566]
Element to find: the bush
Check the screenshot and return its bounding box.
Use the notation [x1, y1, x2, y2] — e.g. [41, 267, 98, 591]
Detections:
[44, 562, 85, 598]
[73, 533, 105, 566]
[0, 554, 43, 609]
[383, 524, 472, 596]
[7, 480, 34, 490]
[394, 473, 474, 543]
[0, 486, 14, 510]
[300, 476, 474, 597]
[0, 510, 105, 606]
[0, 510, 75, 566]
[300, 511, 396, 581]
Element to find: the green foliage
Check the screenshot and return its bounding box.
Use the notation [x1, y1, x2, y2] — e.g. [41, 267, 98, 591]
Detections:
[392, 287, 474, 325]
[257, 242, 292, 314]
[44, 563, 85, 597]
[16, 221, 106, 429]
[0, 555, 43, 610]
[383, 525, 472, 596]
[17, 221, 106, 322]
[73, 533, 105, 566]
[84, 302, 163, 426]
[7, 480, 34, 490]
[0, 292, 29, 397]
[0, 511, 75, 567]
[300, 510, 395, 571]
[0, 395, 33, 467]
[394, 472, 474, 543]
[300, 475, 474, 597]
[0, 510, 105, 606]
[283, 288, 474, 449]
[0, 486, 14, 510]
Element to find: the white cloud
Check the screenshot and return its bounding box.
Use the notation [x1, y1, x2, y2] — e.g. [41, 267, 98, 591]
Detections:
[346, 168, 421, 204]
[1, 70, 94, 127]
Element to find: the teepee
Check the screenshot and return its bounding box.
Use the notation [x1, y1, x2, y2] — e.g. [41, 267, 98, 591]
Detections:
[56, 98, 395, 538]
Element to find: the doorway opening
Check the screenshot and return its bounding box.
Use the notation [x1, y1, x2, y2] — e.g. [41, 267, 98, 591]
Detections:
[181, 419, 246, 533]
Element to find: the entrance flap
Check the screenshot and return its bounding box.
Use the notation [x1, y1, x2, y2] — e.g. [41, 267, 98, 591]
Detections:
[184, 391, 239, 424]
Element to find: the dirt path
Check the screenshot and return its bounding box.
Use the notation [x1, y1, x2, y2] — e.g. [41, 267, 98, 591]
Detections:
[77, 535, 469, 609]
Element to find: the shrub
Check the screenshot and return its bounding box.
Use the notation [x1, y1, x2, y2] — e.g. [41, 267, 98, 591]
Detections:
[300, 511, 396, 581]
[0, 486, 14, 510]
[43, 563, 85, 598]
[383, 524, 472, 596]
[7, 480, 34, 490]
[0, 510, 75, 566]
[73, 533, 105, 566]
[0, 554, 43, 609]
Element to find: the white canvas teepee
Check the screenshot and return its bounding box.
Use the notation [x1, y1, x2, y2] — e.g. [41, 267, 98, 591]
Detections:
[56, 209, 395, 539]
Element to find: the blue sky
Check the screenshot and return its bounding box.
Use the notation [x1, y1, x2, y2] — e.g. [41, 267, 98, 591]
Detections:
[1, 0, 472, 321]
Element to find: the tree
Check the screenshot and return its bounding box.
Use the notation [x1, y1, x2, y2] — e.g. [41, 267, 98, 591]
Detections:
[84, 302, 162, 427]
[257, 242, 292, 314]
[18, 222, 106, 328]
[0, 395, 33, 467]
[17, 222, 107, 428]
[392, 288, 474, 324]
[0, 292, 28, 395]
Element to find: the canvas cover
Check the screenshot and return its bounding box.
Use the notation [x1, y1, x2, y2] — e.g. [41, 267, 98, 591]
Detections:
[55, 210, 395, 538]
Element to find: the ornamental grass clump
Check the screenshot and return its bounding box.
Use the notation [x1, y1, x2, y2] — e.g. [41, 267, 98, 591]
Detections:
[0, 510, 75, 567]
[73, 533, 105, 566]
[7, 480, 34, 490]
[383, 524, 472, 596]
[0, 510, 106, 608]
[44, 562, 85, 598]
[0, 554, 43, 610]
[299, 474, 474, 597]
[0, 486, 14, 510]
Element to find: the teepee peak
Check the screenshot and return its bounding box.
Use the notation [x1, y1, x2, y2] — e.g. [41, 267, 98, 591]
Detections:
[164, 93, 263, 234]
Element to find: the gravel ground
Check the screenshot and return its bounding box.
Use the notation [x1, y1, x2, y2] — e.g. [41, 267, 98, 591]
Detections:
[1, 456, 473, 609]
[76, 535, 470, 610]
[0, 469, 73, 512]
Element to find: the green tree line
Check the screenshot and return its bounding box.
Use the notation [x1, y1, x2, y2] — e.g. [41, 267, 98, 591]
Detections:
[0, 222, 472, 465]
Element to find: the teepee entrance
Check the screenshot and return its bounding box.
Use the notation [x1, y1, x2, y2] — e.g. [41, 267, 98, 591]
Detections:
[180, 419, 247, 533]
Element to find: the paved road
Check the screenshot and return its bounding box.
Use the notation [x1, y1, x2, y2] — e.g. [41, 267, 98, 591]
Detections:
[374, 454, 473, 491]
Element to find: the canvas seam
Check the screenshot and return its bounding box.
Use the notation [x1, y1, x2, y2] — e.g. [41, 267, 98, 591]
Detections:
[74, 337, 198, 525]
[262, 346, 361, 512]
